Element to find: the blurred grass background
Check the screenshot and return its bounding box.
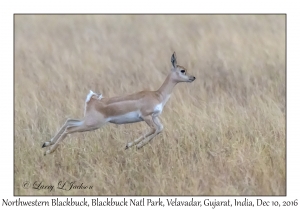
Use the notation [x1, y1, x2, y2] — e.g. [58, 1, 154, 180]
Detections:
[14, 15, 285, 195]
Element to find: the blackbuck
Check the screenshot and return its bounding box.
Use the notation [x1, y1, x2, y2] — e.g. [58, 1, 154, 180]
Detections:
[42, 52, 196, 155]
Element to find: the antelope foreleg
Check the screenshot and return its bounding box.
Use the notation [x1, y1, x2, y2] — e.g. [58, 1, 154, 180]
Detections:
[136, 117, 163, 149]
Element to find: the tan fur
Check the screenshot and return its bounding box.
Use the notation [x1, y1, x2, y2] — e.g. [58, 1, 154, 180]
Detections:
[90, 91, 161, 118]
[42, 52, 195, 155]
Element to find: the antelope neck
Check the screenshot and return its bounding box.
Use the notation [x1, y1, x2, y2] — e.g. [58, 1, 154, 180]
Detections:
[156, 73, 177, 102]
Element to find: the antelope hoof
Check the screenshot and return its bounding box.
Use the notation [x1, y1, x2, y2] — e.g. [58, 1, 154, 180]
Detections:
[44, 149, 52, 156]
[42, 142, 47, 148]
[125, 145, 129, 150]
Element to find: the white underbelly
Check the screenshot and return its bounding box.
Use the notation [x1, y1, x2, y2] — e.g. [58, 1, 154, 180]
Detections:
[108, 111, 143, 124]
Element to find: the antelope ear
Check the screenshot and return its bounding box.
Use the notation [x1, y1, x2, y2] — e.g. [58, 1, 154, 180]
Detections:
[171, 52, 177, 68]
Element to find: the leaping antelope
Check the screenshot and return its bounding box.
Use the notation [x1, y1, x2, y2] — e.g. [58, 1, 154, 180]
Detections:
[42, 52, 196, 155]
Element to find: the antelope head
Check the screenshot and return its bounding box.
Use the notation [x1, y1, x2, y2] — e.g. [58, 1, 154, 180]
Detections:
[170, 52, 196, 83]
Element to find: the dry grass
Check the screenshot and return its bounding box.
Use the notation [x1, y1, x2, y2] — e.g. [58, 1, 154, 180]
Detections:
[14, 15, 285, 195]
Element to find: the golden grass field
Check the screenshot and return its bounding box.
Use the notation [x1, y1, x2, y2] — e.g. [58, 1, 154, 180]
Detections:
[14, 15, 285, 195]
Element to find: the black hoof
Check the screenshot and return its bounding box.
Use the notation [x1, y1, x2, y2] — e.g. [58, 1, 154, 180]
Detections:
[137, 144, 145, 150]
[125, 145, 129, 150]
[42, 143, 46, 148]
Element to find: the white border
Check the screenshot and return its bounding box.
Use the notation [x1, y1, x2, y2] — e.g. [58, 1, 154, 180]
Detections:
[2, 0, 298, 209]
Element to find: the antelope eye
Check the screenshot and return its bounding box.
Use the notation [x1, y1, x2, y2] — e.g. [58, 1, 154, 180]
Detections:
[181, 70, 186, 74]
